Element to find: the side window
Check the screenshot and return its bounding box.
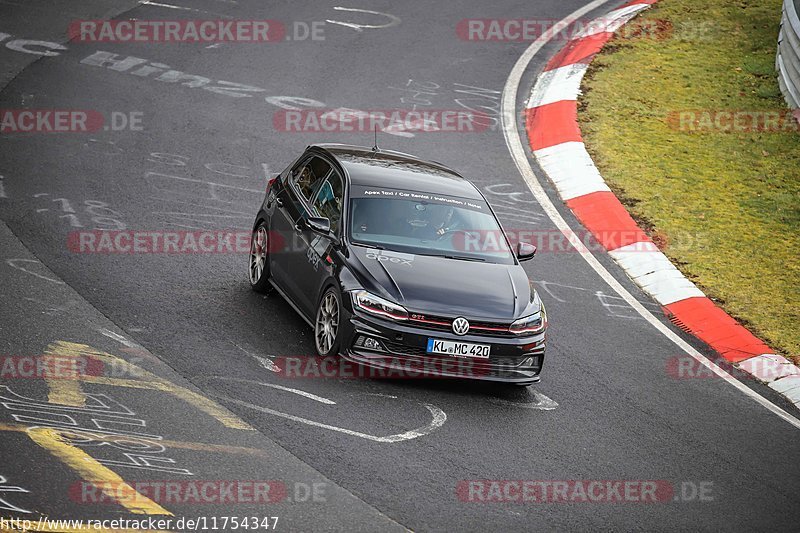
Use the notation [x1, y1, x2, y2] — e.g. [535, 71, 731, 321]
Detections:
[311, 170, 344, 233]
[290, 156, 331, 201]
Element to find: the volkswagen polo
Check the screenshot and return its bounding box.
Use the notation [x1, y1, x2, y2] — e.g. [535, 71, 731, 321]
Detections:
[248, 144, 547, 385]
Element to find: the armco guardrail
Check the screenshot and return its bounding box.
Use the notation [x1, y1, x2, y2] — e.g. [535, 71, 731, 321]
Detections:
[777, 0, 800, 108]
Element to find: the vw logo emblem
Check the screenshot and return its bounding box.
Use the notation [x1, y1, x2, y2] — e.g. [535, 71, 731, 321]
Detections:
[452, 317, 470, 336]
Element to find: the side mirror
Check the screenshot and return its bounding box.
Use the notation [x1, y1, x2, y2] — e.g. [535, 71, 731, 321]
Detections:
[516, 242, 536, 262]
[306, 216, 331, 235]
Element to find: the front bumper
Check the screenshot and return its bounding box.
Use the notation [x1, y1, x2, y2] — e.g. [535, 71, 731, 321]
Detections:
[339, 308, 546, 384]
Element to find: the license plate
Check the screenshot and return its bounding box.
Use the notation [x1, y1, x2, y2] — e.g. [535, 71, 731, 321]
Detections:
[426, 338, 490, 358]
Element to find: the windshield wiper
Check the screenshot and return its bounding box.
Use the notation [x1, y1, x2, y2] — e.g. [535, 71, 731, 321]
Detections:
[442, 254, 486, 262]
[411, 251, 485, 262]
[357, 243, 385, 251]
[417, 254, 486, 263]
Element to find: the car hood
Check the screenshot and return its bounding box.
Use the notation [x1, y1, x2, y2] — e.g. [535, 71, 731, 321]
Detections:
[351, 247, 536, 319]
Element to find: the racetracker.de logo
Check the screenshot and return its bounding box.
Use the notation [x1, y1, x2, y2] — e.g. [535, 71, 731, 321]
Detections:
[454, 229, 657, 254]
[274, 355, 493, 379]
[0, 110, 144, 134]
[457, 480, 713, 503]
[66, 228, 695, 255]
[666, 355, 799, 381]
[70, 481, 287, 505]
[456, 17, 673, 42]
[0, 110, 96, 133]
[273, 109, 490, 133]
[667, 109, 800, 133]
[68, 20, 286, 43]
[0, 355, 103, 380]
[69, 481, 328, 505]
[68, 230, 251, 254]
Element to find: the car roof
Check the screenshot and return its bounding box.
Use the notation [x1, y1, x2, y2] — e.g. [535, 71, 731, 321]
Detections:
[309, 144, 484, 200]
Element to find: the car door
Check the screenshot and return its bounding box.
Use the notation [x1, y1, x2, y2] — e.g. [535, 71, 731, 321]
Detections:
[268, 155, 330, 307]
[288, 167, 345, 315]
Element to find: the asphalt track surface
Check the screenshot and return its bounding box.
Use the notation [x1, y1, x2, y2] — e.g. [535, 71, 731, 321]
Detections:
[0, 0, 799, 531]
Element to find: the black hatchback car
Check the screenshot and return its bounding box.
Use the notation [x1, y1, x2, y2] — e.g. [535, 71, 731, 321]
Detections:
[249, 144, 547, 385]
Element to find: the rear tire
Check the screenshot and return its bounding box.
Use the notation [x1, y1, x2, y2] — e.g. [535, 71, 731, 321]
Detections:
[249, 223, 272, 293]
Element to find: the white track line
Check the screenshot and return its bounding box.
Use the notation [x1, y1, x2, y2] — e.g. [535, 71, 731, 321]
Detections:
[203, 378, 446, 443]
[5, 258, 64, 285]
[489, 390, 559, 410]
[228, 340, 281, 373]
[260, 382, 336, 405]
[98, 327, 140, 349]
[140, 1, 191, 10]
[220, 395, 447, 442]
[500, 0, 800, 430]
[205, 376, 335, 405]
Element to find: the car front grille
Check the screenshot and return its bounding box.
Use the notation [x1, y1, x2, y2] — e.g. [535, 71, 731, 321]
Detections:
[406, 314, 515, 337]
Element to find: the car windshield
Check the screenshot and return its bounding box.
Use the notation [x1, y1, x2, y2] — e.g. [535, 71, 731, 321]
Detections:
[348, 185, 515, 264]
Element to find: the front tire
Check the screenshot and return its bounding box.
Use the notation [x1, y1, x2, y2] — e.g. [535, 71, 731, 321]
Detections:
[249, 223, 272, 293]
[315, 287, 342, 357]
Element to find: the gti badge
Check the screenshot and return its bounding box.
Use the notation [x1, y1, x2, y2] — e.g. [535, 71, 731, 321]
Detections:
[452, 317, 470, 336]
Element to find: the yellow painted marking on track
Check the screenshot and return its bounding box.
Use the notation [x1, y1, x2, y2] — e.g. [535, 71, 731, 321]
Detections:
[26, 427, 172, 516]
[77, 376, 253, 431]
[0, 422, 29, 433]
[0, 422, 268, 458]
[48, 342, 253, 430]
[42, 376, 84, 407]
[42, 344, 85, 407]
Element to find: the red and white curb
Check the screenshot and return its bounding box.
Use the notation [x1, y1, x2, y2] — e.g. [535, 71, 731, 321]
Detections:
[524, 0, 800, 407]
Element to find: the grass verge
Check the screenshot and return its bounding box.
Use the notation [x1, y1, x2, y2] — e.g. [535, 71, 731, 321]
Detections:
[579, 0, 799, 363]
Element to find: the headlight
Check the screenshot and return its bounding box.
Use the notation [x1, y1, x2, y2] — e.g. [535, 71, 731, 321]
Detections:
[351, 290, 408, 321]
[509, 305, 546, 335]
